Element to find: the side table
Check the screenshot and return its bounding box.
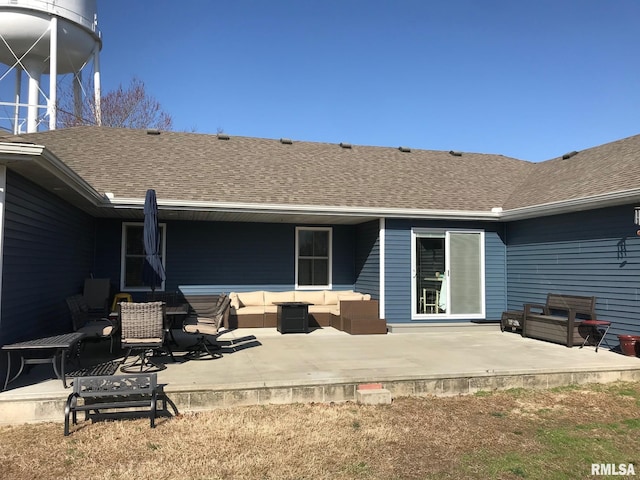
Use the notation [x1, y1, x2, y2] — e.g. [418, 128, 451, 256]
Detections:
[2, 332, 85, 390]
[275, 302, 311, 334]
[579, 320, 612, 352]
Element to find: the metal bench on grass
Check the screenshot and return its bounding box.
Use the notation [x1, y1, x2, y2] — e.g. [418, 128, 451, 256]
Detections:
[64, 373, 159, 436]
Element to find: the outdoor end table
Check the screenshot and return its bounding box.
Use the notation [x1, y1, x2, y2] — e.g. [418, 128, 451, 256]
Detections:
[275, 302, 311, 334]
[2, 332, 85, 391]
[579, 320, 612, 352]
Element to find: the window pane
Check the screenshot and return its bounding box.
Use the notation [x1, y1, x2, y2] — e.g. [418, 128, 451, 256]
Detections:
[312, 259, 328, 285]
[123, 224, 165, 290]
[298, 259, 312, 285]
[125, 257, 144, 288]
[299, 230, 314, 256]
[126, 226, 144, 255]
[449, 233, 482, 314]
[313, 231, 328, 256]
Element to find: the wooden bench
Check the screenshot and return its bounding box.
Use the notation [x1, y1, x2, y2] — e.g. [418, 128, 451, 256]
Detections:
[522, 293, 596, 347]
[64, 373, 159, 435]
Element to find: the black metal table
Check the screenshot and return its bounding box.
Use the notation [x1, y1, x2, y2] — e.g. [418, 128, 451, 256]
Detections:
[2, 332, 85, 390]
[165, 304, 189, 345]
[275, 302, 311, 334]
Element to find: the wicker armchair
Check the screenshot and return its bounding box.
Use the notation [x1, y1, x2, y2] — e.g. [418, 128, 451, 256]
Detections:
[66, 294, 118, 353]
[119, 302, 174, 373]
[182, 294, 231, 359]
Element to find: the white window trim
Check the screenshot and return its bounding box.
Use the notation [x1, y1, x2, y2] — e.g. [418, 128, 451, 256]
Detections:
[295, 226, 332, 290]
[120, 221, 167, 292]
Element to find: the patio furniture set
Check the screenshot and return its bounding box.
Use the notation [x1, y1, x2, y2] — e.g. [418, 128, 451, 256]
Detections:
[228, 289, 387, 334]
[3, 287, 385, 434]
[501, 293, 612, 352]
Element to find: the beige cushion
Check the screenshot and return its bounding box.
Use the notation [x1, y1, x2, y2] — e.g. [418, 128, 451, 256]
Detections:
[309, 304, 334, 314]
[233, 305, 265, 315]
[338, 293, 365, 302]
[264, 305, 278, 314]
[183, 317, 218, 335]
[295, 290, 326, 305]
[264, 291, 296, 305]
[121, 337, 162, 345]
[237, 291, 265, 307]
[229, 292, 240, 310]
[325, 290, 353, 305]
[78, 320, 114, 337]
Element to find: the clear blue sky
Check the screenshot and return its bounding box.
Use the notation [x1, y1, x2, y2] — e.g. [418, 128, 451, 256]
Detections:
[96, 0, 640, 162]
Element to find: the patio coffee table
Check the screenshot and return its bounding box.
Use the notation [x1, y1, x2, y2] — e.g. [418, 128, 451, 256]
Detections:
[2, 332, 85, 390]
[275, 302, 311, 334]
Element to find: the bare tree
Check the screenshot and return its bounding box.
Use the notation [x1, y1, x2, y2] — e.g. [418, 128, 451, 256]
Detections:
[57, 77, 173, 130]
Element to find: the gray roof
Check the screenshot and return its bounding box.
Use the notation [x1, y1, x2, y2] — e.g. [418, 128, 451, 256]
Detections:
[3, 126, 639, 222]
[504, 133, 640, 211]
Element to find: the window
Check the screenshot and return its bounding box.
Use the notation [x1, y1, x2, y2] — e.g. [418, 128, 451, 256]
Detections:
[296, 227, 332, 288]
[121, 222, 166, 290]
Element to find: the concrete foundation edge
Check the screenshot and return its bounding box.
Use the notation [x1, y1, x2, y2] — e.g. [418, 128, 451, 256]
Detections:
[2, 368, 640, 425]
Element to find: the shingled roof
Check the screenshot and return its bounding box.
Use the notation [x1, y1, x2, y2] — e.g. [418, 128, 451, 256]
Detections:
[2, 126, 639, 221]
[503, 133, 640, 211]
[8, 126, 532, 213]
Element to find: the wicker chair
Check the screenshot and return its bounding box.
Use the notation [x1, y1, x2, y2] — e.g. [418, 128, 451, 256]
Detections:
[119, 302, 174, 373]
[66, 294, 118, 353]
[182, 294, 231, 359]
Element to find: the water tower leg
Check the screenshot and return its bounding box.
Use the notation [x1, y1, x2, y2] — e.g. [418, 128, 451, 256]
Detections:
[48, 16, 58, 131]
[13, 67, 21, 135]
[74, 70, 83, 123]
[26, 63, 42, 134]
[93, 47, 101, 126]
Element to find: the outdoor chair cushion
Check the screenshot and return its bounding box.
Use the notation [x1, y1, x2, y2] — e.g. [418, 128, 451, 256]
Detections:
[294, 290, 326, 305]
[79, 321, 115, 337]
[234, 291, 265, 308]
[264, 291, 295, 305]
[325, 290, 354, 304]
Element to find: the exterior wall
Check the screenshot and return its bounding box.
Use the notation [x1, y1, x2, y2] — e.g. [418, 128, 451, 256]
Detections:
[354, 220, 380, 299]
[506, 204, 640, 337]
[94, 220, 363, 297]
[384, 219, 507, 324]
[1, 171, 95, 345]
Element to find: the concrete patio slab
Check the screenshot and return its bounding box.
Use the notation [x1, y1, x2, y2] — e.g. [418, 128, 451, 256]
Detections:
[1, 324, 639, 425]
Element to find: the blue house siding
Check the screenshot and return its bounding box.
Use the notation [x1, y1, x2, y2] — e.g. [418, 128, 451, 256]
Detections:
[506, 204, 640, 337]
[384, 219, 507, 324]
[354, 220, 380, 299]
[1, 171, 95, 344]
[94, 220, 361, 297]
[485, 225, 508, 320]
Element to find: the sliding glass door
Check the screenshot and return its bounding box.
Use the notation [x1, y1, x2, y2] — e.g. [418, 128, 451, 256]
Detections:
[412, 229, 485, 319]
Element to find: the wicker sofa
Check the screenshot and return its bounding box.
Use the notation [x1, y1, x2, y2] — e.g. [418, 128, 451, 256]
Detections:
[228, 290, 386, 334]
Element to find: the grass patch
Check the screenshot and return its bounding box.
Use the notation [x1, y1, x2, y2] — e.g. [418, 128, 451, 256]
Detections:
[2, 381, 640, 479]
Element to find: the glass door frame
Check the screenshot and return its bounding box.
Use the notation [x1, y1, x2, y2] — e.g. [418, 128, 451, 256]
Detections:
[411, 227, 486, 320]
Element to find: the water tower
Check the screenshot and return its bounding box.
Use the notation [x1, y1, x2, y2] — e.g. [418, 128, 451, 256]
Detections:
[0, 0, 102, 134]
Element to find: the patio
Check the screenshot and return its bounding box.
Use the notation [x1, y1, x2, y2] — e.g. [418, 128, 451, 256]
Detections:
[1, 323, 640, 425]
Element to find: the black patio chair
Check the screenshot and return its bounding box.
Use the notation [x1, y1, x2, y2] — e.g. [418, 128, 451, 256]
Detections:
[182, 294, 231, 359]
[66, 294, 119, 353]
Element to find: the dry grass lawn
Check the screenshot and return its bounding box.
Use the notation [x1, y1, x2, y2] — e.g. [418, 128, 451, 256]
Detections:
[2, 381, 640, 479]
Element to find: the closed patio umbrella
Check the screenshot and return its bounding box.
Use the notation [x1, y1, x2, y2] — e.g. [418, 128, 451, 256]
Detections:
[143, 189, 165, 292]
